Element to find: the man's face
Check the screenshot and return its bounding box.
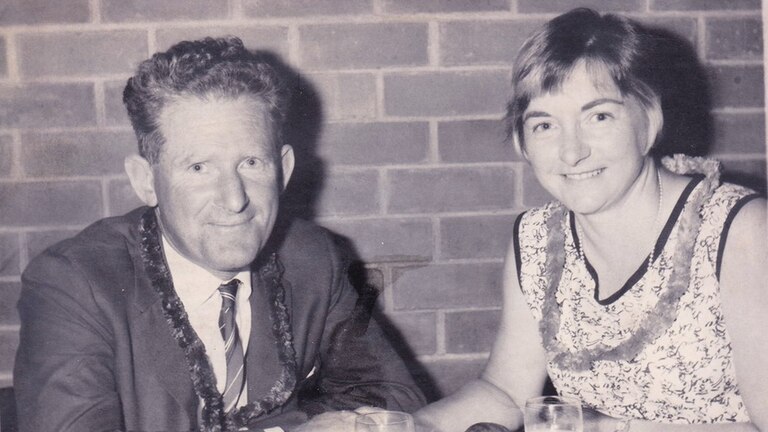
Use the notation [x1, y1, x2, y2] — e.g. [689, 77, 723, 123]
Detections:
[148, 96, 293, 279]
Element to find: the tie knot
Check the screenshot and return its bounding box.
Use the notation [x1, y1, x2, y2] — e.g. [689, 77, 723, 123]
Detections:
[218, 279, 240, 300]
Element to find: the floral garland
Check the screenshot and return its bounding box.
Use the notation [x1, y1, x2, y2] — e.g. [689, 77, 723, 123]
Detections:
[539, 154, 722, 372]
[138, 208, 297, 431]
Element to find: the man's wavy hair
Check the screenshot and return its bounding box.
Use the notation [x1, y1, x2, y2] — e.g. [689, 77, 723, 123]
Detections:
[123, 36, 289, 164]
[506, 8, 662, 153]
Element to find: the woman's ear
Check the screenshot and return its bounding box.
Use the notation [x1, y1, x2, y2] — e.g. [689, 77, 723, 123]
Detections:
[513, 133, 529, 161]
[279, 144, 295, 191]
[644, 97, 664, 154]
[124, 154, 158, 207]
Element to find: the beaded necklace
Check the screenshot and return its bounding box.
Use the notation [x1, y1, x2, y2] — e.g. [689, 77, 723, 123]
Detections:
[575, 167, 664, 274]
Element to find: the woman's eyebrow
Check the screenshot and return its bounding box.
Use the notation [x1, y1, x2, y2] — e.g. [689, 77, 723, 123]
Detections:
[581, 98, 623, 112]
[522, 110, 550, 122]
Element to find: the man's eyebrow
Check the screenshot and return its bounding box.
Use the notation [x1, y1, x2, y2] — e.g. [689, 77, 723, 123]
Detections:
[522, 111, 550, 122]
[582, 98, 623, 111]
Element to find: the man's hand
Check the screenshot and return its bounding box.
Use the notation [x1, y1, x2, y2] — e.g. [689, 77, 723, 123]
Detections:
[292, 407, 386, 432]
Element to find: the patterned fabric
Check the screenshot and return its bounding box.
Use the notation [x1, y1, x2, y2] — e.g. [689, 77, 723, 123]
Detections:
[515, 177, 759, 423]
[218, 279, 245, 413]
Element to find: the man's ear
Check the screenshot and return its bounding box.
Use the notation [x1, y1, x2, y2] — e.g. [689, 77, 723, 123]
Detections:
[124, 154, 158, 207]
[644, 97, 664, 155]
[279, 144, 295, 191]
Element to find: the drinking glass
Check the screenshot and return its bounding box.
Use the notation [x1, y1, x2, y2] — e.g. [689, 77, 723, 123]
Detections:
[355, 411, 416, 432]
[523, 396, 583, 432]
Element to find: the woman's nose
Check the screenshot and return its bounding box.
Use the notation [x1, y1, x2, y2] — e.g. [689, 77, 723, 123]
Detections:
[559, 129, 591, 166]
[215, 172, 249, 212]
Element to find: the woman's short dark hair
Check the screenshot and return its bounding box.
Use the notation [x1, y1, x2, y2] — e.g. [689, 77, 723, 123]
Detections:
[507, 8, 661, 152]
[123, 36, 289, 164]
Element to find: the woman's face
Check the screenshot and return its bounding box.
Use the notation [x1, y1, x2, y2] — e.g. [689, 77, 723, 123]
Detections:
[521, 62, 659, 215]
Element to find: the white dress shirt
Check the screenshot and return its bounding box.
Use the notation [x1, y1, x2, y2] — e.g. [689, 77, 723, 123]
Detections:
[162, 236, 252, 406]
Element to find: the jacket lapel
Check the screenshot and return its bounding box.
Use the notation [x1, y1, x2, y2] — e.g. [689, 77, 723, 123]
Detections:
[128, 214, 198, 415]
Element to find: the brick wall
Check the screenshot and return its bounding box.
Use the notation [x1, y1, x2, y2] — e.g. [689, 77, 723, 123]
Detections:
[0, 0, 765, 399]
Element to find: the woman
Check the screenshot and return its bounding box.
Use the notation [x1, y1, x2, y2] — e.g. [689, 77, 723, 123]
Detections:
[415, 8, 767, 432]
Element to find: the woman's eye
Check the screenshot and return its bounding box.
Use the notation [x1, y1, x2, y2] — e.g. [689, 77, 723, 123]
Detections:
[591, 112, 612, 122]
[531, 122, 552, 133]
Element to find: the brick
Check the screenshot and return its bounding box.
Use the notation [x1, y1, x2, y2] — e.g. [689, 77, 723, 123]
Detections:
[439, 119, 520, 163]
[156, 26, 289, 58]
[0, 83, 96, 129]
[300, 23, 428, 70]
[321, 218, 432, 262]
[18, 31, 148, 79]
[440, 20, 542, 66]
[0, 331, 20, 375]
[244, 0, 372, 17]
[419, 358, 486, 397]
[0, 0, 89, 25]
[388, 166, 516, 213]
[706, 18, 763, 60]
[0, 37, 6, 77]
[652, 0, 760, 11]
[0, 135, 12, 177]
[0, 181, 102, 227]
[711, 113, 766, 155]
[107, 178, 144, 217]
[721, 159, 767, 194]
[440, 214, 518, 260]
[386, 311, 437, 355]
[26, 229, 80, 262]
[637, 17, 697, 45]
[0, 233, 21, 276]
[102, 0, 228, 22]
[382, 0, 509, 13]
[309, 73, 377, 120]
[320, 122, 429, 165]
[384, 71, 509, 117]
[518, 0, 644, 13]
[0, 282, 21, 326]
[104, 81, 131, 127]
[445, 309, 501, 354]
[22, 131, 135, 177]
[709, 66, 765, 108]
[522, 165, 553, 208]
[392, 262, 503, 309]
[315, 170, 380, 216]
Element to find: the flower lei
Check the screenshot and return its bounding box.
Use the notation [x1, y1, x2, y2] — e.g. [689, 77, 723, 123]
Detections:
[539, 154, 722, 372]
[138, 208, 297, 431]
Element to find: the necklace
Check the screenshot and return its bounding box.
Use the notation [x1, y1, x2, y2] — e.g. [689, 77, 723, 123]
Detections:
[575, 167, 664, 273]
[539, 155, 722, 371]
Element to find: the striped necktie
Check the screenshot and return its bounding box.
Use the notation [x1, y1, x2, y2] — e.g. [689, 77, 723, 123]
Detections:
[218, 279, 245, 412]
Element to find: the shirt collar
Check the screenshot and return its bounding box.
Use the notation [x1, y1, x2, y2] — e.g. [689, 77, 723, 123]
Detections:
[161, 236, 252, 307]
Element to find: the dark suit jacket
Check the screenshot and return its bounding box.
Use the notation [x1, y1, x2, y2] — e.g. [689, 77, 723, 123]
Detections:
[14, 207, 425, 431]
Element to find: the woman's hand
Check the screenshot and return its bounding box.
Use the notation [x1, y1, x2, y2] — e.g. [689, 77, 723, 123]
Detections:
[582, 407, 629, 432]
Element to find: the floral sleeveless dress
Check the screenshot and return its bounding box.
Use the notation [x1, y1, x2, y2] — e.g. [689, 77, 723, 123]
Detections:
[514, 175, 760, 423]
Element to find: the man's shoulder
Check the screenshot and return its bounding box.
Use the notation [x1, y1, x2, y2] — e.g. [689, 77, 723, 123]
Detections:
[272, 218, 349, 271]
[28, 207, 147, 270]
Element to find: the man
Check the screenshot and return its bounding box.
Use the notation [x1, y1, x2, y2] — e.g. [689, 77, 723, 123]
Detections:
[14, 37, 424, 432]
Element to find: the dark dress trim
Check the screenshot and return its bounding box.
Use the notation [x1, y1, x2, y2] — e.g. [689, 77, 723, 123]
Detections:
[513, 211, 526, 289]
[715, 193, 763, 280]
[570, 174, 705, 305]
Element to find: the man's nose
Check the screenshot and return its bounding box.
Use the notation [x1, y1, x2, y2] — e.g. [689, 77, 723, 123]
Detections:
[559, 128, 591, 166]
[216, 171, 249, 212]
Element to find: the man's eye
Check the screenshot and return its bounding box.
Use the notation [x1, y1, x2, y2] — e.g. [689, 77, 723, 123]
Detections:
[190, 163, 204, 172]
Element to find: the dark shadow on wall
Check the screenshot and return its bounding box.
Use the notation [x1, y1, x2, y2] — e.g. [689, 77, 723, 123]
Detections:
[640, 25, 713, 158]
[258, 51, 440, 402]
[639, 24, 766, 194]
